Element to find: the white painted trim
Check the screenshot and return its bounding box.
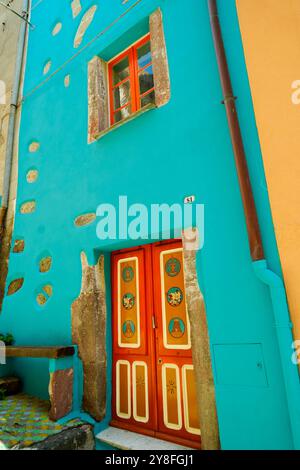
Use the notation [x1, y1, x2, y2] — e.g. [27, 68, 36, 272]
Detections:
[132, 361, 149, 423]
[159, 248, 191, 350]
[117, 257, 140, 348]
[182, 365, 201, 436]
[162, 363, 182, 431]
[116, 360, 131, 419]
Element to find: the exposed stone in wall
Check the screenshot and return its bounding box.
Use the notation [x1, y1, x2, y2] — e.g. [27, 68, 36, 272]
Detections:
[28, 142, 40, 153]
[26, 169, 38, 183]
[43, 284, 52, 297]
[88, 56, 109, 143]
[36, 293, 47, 305]
[20, 201, 36, 214]
[52, 22, 62, 36]
[64, 74, 71, 88]
[71, 0, 82, 19]
[182, 228, 220, 450]
[36, 284, 53, 306]
[150, 9, 171, 108]
[0, 218, 13, 311]
[49, 368, 74, 421]
[7, 277, 24, 295]
[39, 256, 52, 273]
[74, 212, 96, 227]
[12, 239, 25, 253]
[72, 252, 107, 421]
[73, 5, 97, 48]
[13, 424, 95, 450]
[43, 60, 52, 75]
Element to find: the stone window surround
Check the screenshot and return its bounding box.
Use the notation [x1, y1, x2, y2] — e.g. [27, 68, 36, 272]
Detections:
[87, 8, 171, 144]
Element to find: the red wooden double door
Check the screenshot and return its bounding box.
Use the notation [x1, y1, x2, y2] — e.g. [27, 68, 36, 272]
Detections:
[111, 240, 201, 448]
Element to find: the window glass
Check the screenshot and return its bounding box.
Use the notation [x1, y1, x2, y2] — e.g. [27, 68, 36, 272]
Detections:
[141, 90, 155, 108]
[137, 41, 152, 70]
[113, 82, 131, 110]
[139, 65, 154, 96]
[113, 56, 130, 86]
[109, 35, 155, 125]
[114, 105, 132, 123]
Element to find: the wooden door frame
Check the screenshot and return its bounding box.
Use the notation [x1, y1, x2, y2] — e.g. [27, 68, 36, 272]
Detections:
[109, 229, 220, 449]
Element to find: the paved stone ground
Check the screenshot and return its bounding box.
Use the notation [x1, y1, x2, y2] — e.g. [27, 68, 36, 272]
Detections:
[0, 393, 85, 449]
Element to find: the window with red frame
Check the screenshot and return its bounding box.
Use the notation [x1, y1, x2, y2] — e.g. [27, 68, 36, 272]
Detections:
[108, 34, 155, 125]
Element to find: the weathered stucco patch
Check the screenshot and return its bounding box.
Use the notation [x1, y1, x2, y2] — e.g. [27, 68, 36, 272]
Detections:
[150, 9, 171, 108]
[72, 252, 106, 421]
[12, 239, 25, 253]
[74, 212, 96, 227]
[7, 277, 24, 295]
[182, 228, 220, 450]
[73, 5, 97, 48]
[49, 368, 74, 421]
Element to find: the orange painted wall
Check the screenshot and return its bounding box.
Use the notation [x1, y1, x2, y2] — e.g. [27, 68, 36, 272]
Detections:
[236, 0, 300, 339]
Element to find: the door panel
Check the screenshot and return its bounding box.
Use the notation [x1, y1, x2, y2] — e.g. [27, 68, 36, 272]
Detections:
[111, 242, 201, 446]
[152, 242, 201, 443]
[112, 248, 156, 431]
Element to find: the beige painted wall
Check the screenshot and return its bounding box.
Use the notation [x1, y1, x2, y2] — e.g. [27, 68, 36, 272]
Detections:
[236, 0, 300, 339]
[0, 0, 23, 214]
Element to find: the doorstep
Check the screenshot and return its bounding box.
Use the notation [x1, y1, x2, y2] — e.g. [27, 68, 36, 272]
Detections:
[96, 426, 193, 450]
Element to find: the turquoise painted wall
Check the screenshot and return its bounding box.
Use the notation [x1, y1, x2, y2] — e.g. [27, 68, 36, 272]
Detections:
[0, 0, 294, 449]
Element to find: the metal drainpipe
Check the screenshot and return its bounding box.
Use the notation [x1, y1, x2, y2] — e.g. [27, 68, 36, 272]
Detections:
[208, 0, 300, 449]
[0, 0, 29, 233]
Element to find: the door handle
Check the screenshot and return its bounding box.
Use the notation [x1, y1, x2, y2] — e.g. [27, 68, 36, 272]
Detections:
[152, 315, 157, 329]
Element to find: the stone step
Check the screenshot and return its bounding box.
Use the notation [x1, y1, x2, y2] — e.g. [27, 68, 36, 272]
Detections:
[0, 376, 22, 397]
[96, 426, 193, 450]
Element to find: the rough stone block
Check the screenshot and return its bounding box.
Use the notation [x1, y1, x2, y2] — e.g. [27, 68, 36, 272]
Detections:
[49, 368, 74, 421]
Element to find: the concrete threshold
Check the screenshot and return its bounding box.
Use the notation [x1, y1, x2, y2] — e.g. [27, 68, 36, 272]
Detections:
[96, 426, 193, 451]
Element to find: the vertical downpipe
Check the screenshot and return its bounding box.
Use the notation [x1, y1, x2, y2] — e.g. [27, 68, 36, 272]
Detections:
[208, 0, 300, 449]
